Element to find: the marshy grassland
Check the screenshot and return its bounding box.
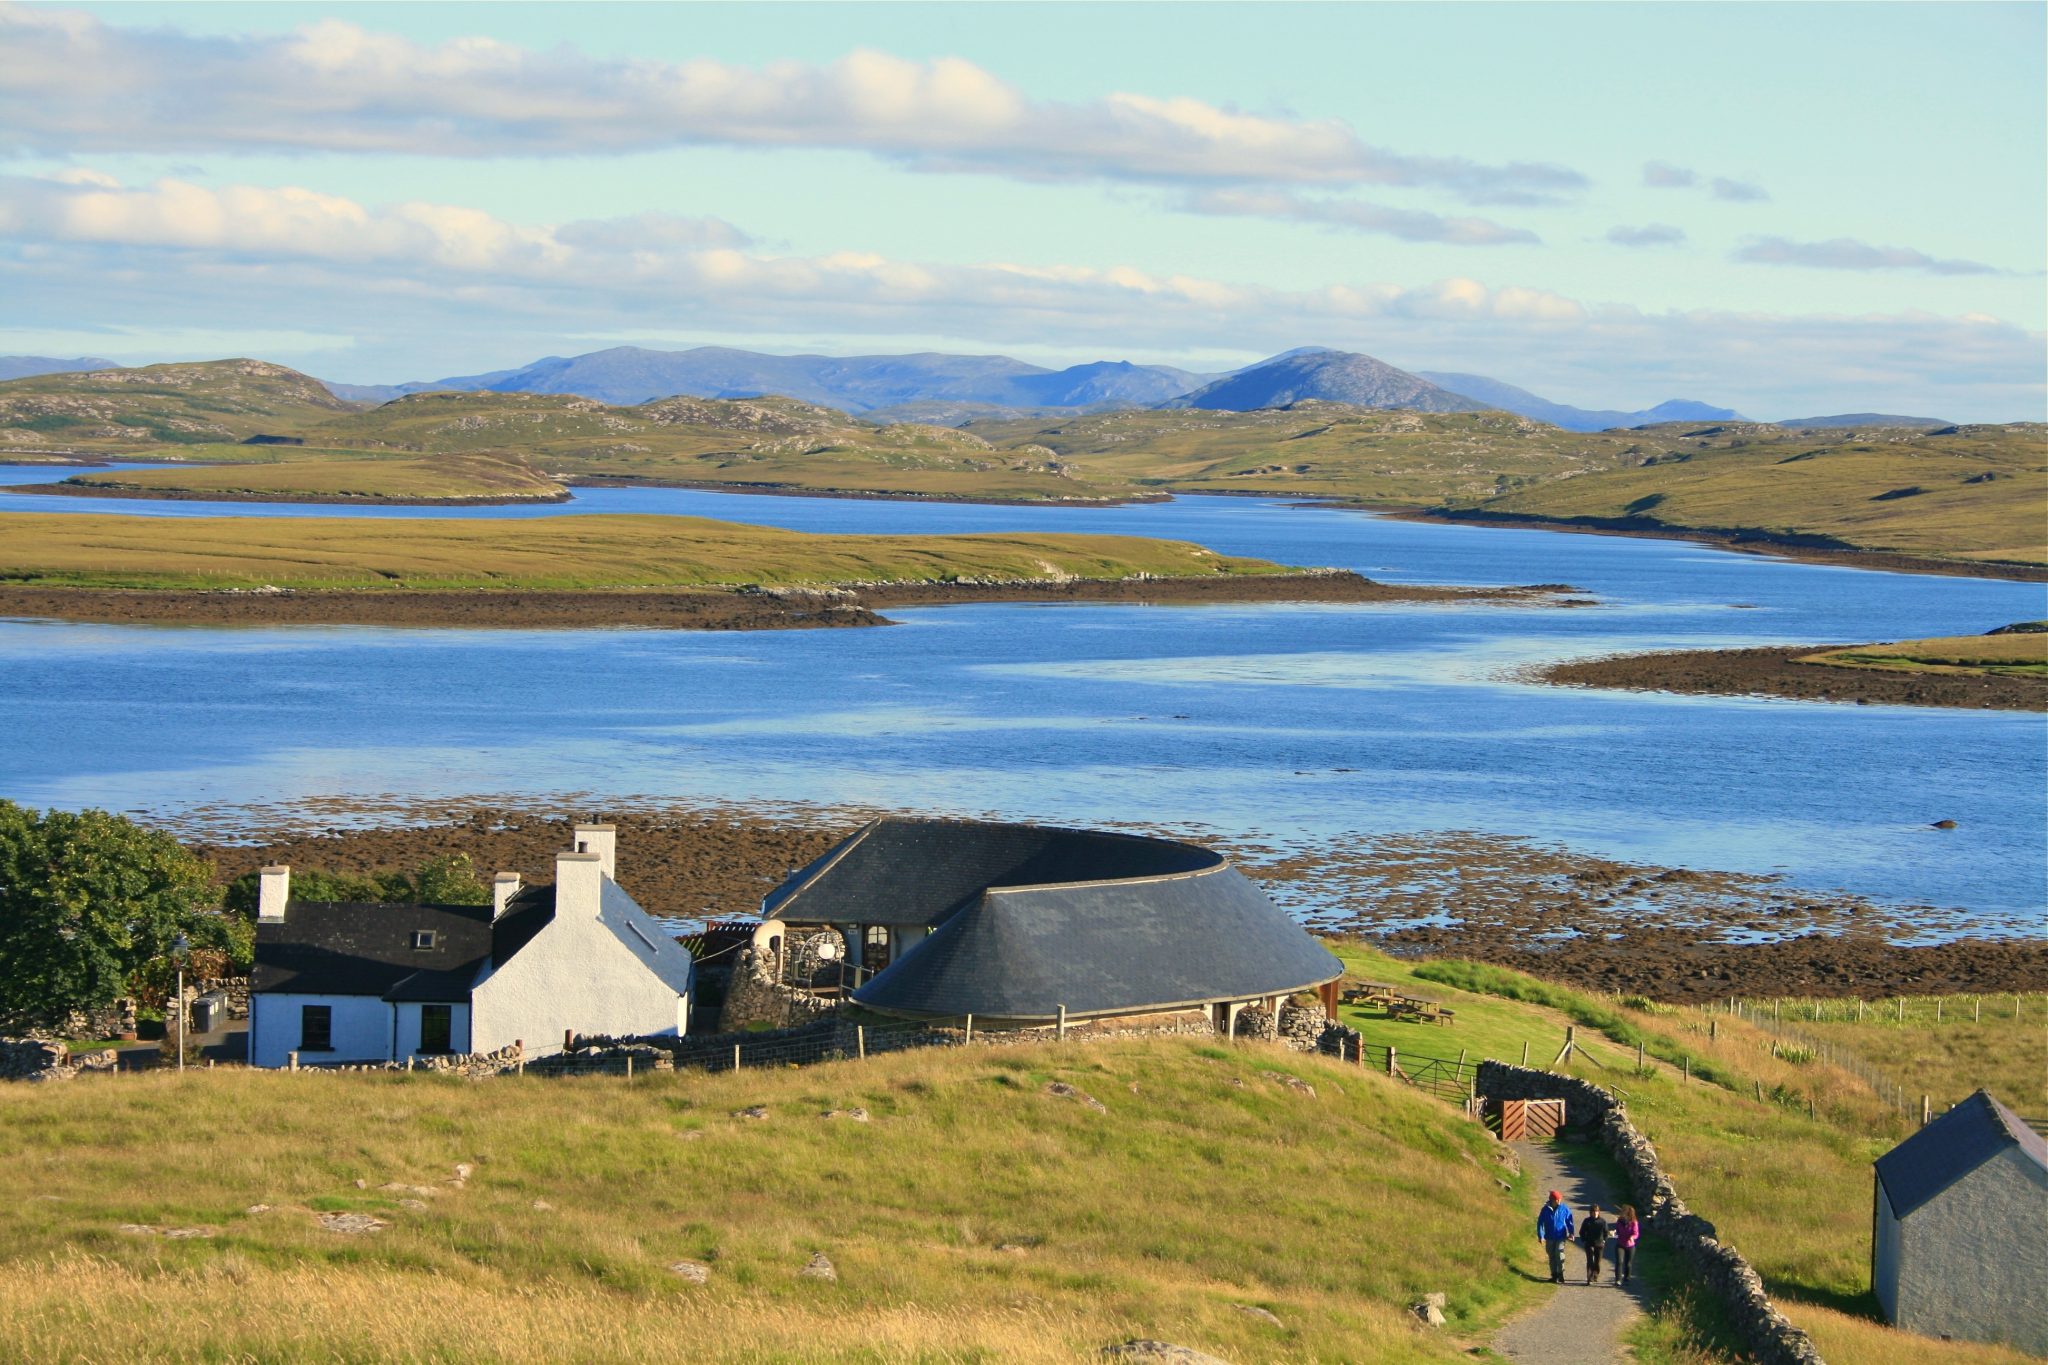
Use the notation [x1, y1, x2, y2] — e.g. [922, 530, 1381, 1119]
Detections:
[0, 1038, 1535, 1363]
[0, 511, 1290, 591]
[40, 452, 568, 503]
[1799, 630, 2048, 678]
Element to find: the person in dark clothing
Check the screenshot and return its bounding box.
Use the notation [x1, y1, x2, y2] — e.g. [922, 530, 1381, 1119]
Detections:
[1578, 1204, 1610, 1284]
[1535, 1190, 1574, 1284]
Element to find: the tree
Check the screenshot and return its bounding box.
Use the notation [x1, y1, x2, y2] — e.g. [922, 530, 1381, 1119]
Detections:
[0, 801, 222, 1031]
[220, 853, 490, 919]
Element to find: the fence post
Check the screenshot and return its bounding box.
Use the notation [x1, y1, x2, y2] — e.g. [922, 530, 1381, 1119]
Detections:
[1936, 1000, 1943, 1024]
[1774, 998, 1781, 1024]
[1636, 1039, 1645, 1070]
[734, 1043, 742, 1071]
[626, 1054, 634, 1081]
[1387, 1044, 1397, 1078]
[1710, 1018, 1718, 1041]
[1057, 1005, 1067, 1042]
[856, 1026, 865, 1062]
[1355, 1037, 1364, 1069]
[964, 1013, 973, 1045]
[1754, 1079, 1763, 1102]
[1520, 1040, 1529, 1066]
[1921, 1095, 1931, 1127]
[289, 1051, 298, 1071]
[406, 1056, 414, 1073]
[1682, 1056, 1690, 1085]
[1973, 997, 1980, 1023]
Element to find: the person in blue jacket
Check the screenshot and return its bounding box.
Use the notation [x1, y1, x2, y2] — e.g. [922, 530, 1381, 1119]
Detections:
[1535, 1189, 1575, 1284]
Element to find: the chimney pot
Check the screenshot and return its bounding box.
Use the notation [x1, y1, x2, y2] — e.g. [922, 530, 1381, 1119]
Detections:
[571, 823, 617, 880]
[257, 865, 290, 922]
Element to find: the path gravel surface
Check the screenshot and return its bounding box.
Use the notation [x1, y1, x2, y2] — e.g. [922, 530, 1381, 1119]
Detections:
[1493, 1141, 1654, 1364]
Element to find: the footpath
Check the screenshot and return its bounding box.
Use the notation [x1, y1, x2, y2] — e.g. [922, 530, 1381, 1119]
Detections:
[1492, 1140, 1654, 1364]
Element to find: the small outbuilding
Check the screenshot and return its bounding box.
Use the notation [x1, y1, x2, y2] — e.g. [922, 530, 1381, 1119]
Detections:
[1871, 1089, 2047, 1353]
[758, 817, 1342, 1029]
[249, 824, 693, 1067]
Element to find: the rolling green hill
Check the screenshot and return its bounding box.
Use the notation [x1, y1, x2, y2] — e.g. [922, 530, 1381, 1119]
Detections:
[1444, 422, 2048, 566]
[0, 359, 359, 452]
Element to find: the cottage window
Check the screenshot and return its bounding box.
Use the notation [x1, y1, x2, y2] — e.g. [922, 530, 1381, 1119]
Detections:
[411, 931, 437, 950]
[419, 1004, 453, 1055]
[300, 1004, 333, 1052]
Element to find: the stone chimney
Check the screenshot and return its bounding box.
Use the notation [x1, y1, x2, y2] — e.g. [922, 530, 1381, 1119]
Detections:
[257, 865, 290, 922]
[554, 850, 604, 919]
[492, 872, 522, 920]
[571, 823, 617, 880]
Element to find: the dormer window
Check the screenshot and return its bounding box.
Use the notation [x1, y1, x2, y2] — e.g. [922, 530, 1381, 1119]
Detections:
[410, 931, 437, 950]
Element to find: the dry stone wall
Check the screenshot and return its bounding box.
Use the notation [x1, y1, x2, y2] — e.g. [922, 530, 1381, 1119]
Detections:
[0, 1038, 119, 1082]
[1476, 1061, 1825, 1365]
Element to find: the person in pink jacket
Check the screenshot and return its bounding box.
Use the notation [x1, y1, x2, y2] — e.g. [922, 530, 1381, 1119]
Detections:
[1612, 1203, 1641, 1285]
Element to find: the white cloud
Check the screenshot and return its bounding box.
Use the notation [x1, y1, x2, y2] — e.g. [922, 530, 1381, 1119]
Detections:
[1709, 176, 1769, 203]
[1180, 188, 1539, 245]
[1733, 235, 2007, 277]
[0, 4, 1586, 201]
[1644, 161, 1769, 202]
[1606, 223, 1687, 248]
[0, 170, 2037, 419]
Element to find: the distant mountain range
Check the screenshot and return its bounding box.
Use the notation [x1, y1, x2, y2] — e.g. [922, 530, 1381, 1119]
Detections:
[0, 355, 120, 382]
[3, 348, 1946, 433]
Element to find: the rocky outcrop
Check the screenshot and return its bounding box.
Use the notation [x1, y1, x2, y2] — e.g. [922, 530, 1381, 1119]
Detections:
[1477, 1062, 1825, 1365]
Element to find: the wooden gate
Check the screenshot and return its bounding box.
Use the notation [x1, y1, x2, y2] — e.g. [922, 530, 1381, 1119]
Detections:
[1495, 1098, 1565, 1141]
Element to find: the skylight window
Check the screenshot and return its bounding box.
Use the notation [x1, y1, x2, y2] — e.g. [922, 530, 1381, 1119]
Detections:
[411, 931, 437, 950]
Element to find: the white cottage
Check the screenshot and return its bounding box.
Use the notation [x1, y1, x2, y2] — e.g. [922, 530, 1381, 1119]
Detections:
[1871, 1089, 2048, 1354]
[248, 825, 693, 1068]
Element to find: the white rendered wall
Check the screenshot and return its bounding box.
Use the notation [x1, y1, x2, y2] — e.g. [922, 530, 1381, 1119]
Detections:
[249, 993, 391, 1068]
[471, 864, 689, 1056]
[394, 1002, 472, 1061]
[1896, 1150, 2048, 1353]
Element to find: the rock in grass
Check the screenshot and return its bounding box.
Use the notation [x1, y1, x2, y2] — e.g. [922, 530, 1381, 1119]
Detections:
[822, 1107, 870, 1122]
[1413, 1291, 1447, 1326]
[735, 1105, 769, 1120]
[1262, 1071, 1316, 1098]
[1233, 1304, 1283, 1326]
[316, 1211, 388, 1235]
[119, 1223, 217, 1239]
[667, 1260, 711, 1285]
[1102, 1342, 1232, 1364]
[798, 1251, 838, 1281]
[1044, 1081, 1107, 1113]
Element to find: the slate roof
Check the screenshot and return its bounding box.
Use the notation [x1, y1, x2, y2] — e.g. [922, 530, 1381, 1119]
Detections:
[764, 817, 1217, 927]
[1875, 1090, 2048, 1219]
[253, 900, 494, 1000]
[767, 818, 1339, 1021]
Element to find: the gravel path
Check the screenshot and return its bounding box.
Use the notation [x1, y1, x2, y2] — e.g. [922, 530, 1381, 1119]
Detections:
[1492, 1142, 1654, 1364]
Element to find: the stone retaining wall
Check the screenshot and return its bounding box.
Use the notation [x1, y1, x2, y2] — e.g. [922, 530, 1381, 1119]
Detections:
[1477, 1061, 1825, 1365]
[0, 1038, 120, 1082]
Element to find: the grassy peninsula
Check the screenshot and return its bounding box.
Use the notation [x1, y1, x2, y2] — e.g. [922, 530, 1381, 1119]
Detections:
[39, 452, 567, 505]
[0, 511, 1286, 592]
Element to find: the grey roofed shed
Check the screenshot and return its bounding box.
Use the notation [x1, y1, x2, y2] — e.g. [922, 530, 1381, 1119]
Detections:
[1876, 1089, 2047, 1218]
[767, 817, 1341, 1022]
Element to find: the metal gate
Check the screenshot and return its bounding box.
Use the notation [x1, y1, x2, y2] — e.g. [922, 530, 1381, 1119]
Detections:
[1495, 1098, 1565, 1141]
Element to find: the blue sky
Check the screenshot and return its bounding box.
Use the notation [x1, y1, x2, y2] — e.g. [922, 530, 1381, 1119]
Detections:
[1, 1, 2042, 418]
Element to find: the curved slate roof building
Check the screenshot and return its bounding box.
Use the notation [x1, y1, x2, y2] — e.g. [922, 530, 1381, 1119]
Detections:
[762, 817, 1341, 1024]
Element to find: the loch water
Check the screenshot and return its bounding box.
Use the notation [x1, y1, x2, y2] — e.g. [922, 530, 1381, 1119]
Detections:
[0, 465, 2043, 931]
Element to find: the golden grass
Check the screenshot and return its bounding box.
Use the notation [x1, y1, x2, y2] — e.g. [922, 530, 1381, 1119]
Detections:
[1800, 632, 2048, 678]
[65, 453, 565, 502]
[0, 511, 1291, 591]
[1469, 426, 2048, 564]
[0, 1039, 1532, 1363]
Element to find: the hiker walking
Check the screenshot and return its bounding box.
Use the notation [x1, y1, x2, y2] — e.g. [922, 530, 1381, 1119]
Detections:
[1578, 1203, 1610, 1284]
[1613, 1204, 1641, 1286]
[1535, 1190, 1574, 1284]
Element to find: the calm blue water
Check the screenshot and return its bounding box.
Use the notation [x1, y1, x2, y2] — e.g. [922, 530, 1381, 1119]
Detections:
[1, 464, 2043, 928]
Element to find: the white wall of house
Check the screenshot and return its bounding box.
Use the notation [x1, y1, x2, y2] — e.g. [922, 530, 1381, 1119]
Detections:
[1887, 1148, 2048, 1353]
[249, 993, 392, 1068]
[471, 854, 690, 1056]
[393, 1002, 471, 1062]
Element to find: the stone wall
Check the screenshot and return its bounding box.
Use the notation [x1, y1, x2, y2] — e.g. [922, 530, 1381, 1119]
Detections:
[716, 941, 844, 1033]
[0, 1037, 119, 1082]
[1476, 1061, 1825, 1365]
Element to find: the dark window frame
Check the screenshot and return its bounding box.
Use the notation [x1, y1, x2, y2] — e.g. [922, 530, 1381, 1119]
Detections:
[299, 1003, 334, 1053]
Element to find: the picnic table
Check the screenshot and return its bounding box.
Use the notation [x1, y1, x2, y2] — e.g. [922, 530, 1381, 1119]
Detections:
[1342, 981, 1456, 1025]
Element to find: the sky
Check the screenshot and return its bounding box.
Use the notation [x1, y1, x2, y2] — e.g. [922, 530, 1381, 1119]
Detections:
[0, 1, 2042, 419]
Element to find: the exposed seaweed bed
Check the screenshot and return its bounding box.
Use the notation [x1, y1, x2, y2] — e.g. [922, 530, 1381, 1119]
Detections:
[0, 573, 1568, 629]
[1542, 645, 2048, 711]
[181, 800, 2048, 1003]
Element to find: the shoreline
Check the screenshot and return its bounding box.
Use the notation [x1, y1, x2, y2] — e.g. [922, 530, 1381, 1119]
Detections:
[562, 474, 1168, 508]
[1361, 504, 2048, 583]
[0, 570, 1566, 630]
[3, 480, 573, 508]
[1539, 645, 2047, 712]
[183, 801, 2048, 1003]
